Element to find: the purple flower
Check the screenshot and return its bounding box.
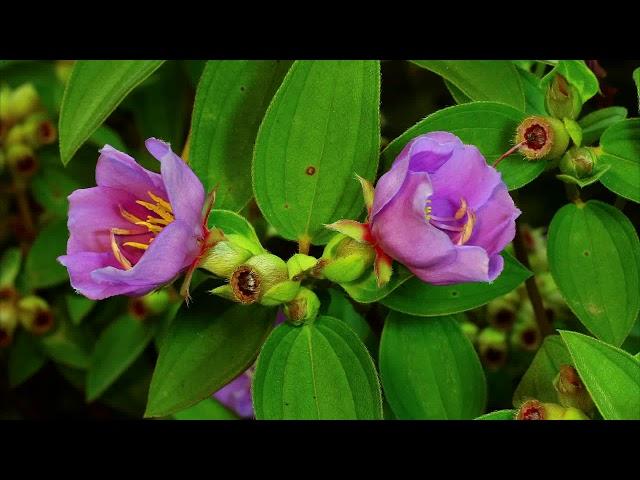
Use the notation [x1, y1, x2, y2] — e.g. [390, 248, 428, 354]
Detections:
[213, 366, 255, 419]
[57, 138, 205, 300]
[370, 132, 521, 285]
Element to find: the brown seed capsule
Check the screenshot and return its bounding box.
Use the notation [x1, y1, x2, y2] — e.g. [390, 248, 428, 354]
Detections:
[515, 116, 570, 161]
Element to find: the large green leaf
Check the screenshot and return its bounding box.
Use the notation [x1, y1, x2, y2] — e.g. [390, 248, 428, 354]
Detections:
[86, 314, 158, 402]
[190, 60, 292, 211]
[381, 102, 543, 190]
[517, 69, 547, 115]
[540, 60, 600, 103]
[379, 312, 486, 419]
[8, 330, 47, 388]
[25, 218, 68, 289]
[208, 209, 265, 255]
[547, 201, 640, 346]
[253, 60, 380, 245]
[512, 335, 572, 407]
[252, 316, 383, 419]
[411, 60, 525, 111]
[381, 252, 531, 316]
[59, 60, 164, 164]
[633, 67, 640, 113]
[599, 119, 640, 203]
[173, 398, 238, 420]
[560, 330, 640, 420]
[145, 283, 274, 418]
[578, 106, 627, 146]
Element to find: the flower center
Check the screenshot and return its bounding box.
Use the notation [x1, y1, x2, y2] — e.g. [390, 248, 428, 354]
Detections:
[425, 197, 476, 245]
[110, 191, 174, 270]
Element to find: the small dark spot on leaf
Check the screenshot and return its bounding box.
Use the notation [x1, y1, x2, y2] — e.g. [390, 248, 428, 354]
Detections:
[284, 203, 289, 209]
[240, 86, 245, 92]
[451, 290, 459, 297]
[305, 166, 316, 176]
[583, 250, 590, 257]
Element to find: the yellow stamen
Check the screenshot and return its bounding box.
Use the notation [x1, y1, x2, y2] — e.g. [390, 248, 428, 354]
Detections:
[111, 227, 139, 236]
[110, 230, 132, 270]
[119, 205, 144, 224]
[147, 216, 171, 226]
[457, 209, 476, 245]
[136, 200, 174, 222]
[134, 221, 163, 234]
[454, 198, 468, 220]
[148, 191, 172, 212]
[123, 241, 150, 251]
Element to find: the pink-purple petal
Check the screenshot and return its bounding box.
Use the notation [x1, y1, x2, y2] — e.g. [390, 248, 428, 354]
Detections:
[96, 145, 165, 198]
[57, 252, 129, 300]
[410, 245, 492, 285]
[145, 138, 205, 228]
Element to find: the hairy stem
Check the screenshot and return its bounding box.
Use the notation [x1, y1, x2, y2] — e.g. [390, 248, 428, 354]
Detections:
[513, 221, 554, 337]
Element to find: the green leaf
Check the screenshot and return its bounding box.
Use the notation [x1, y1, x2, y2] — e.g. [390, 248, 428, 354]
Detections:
[547, 201, 640, 346]
[379, 312, 486, 419]
[252, 316, 383, 419]
[39, 316, 93, 369]
[540, 60, 599, 103]
[190, 60, 292, 211]
[86, 314, 158, 402]
[174, 398, 238, 420]
[411, 60, 525, 111]
[87, 124, 126, 151]
[323, 288, 377, 359]
[633, 67, 640, 113]
[475, 409, 515, 420]
[517, 69, 547, 115]
[578, 106, 627, 146]
[513, 335, 572, 407]
[209, 209, 265, 255]
[559, 330, 640, 420]
[381, 102, 543, 190]
[24, 218, 68, 289]
[444, 80, 471, 104]
[253, 60, 380, 245]
[341, 264, 413, 304]
[555, 163, 611, 188]
[8, 330, 47, 388]
[563, 117, 583, 147]
[145, 282, 274, 418]
[65, 294, 95, 326]
[599, 118, 640, 203]
[59, 60, 164, 164]
[381, 252, 531, 316]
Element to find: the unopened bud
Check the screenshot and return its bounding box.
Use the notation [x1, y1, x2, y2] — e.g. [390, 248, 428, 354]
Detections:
[516, 399, 569, 420]
[17, 295, 54, 335]
[460, 320, 479, 344]
[477, 327, 508, 370]
[283, 287, 320, 326]
[553, 364, 595, 415]
[8, 83, 41, 123]
[317, 234, 375, 284]
[214, 253, 300, 306]
[23, 113, 57, 147]
[545, 74, 583, 120]
[0, 300, 19, 348]
[487, 295, 519, 331]
[129, 289, 171, 320]
[511, 303, 542, 351]
[559, 146, 598, 179]
[515, 115, 570, 161]
[6, 143, 38, 177]
[199, 238, 254, 279]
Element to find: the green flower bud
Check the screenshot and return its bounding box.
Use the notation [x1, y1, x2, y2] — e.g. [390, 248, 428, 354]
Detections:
[17, 295, 54, 335]
[23, 112, 57, 148]
[545, 75, 582, 120]
[536, 272, 569, 321]
[562, 407, 590, 420]
[516, 399, 574, 420]
[216, 253, 299, 306]
[511, 303, 542, 352]
[487, 295, 519, 331]
[129, 289, 171, 320]
[283, 287, 321, 326]
[460, 320, 479, 344]
[7, 83, 41, 123]
[6, 143, 38, 178]
[553, 364, 595, 415]
[477, 327, 508, 370]
[5, 123, 27, 146]
[317, 234, 375, 284]
[559, 146, 598, 179]
[0, 300, 19, 348]
[199, 239, 254, 279]
[515, 115, 570, 161]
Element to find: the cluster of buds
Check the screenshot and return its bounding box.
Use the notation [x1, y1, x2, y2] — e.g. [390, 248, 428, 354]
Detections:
[0, 83, 57, 180]
[0, 248, 54, 347]
[201, 229, 321, 325]
[516, 399, 589, 420]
